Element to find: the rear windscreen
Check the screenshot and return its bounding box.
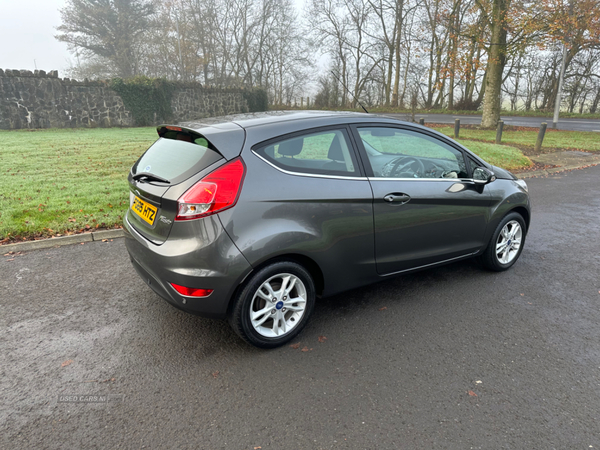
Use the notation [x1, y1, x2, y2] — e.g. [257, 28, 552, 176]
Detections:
[132, 130, 223, 184]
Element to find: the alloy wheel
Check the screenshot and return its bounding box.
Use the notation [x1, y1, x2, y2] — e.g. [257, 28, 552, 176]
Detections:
[495, 220, 522, 265]
[249, 273, 307, 338]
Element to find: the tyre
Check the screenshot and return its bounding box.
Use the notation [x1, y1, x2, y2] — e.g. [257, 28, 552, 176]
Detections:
[229, 261, 316, 348]
[479, 212, 526, 271]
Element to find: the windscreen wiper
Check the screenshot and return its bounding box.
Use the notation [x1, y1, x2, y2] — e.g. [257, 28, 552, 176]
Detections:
[132, 172, 171, 184]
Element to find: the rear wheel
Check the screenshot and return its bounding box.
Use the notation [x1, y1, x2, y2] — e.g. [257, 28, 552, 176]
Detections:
[479, 212, 526, 271]
[229, 261, 315, 348]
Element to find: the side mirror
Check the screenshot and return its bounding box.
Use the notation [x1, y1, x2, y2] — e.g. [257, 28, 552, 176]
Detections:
[472, 167, 496, 184]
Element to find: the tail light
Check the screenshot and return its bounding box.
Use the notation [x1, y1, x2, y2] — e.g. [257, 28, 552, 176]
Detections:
[175, 158, 245, 221]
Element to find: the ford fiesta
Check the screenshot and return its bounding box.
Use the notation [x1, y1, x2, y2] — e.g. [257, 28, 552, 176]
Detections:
[124, 111, 530, 348]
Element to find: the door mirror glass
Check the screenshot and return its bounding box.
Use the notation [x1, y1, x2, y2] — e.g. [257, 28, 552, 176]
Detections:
[472, 167, 496, 184]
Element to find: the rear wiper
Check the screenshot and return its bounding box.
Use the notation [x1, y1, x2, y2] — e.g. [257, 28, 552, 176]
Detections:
[132, 172, 171, 184]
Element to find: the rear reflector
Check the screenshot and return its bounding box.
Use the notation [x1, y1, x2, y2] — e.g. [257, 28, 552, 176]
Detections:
[175, 158, 245, 221]
[170, 282, 213, 297]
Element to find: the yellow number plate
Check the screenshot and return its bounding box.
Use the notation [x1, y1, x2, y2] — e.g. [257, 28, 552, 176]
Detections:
[131, 195, 158, 225]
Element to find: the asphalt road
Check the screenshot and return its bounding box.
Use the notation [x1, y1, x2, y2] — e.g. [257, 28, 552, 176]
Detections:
[2, 166, 600, 449]
[384, 112, 600, 132]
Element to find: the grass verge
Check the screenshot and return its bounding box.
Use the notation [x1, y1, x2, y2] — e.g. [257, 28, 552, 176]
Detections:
[0, 126, 532, 242]
[457, 140, 531, 170]
[431, 126, 600, 153]
[0, 127, 156, 242]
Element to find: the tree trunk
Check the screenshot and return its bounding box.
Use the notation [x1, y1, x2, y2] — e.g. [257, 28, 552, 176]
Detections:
[545, 45, 578, 110]
[426, 35, 436, 108]
[475, 70, 487, 106]
[510, 56, 522, 111]
[448, 0, 461, 109]
[400, 44, 410, 108]
[481, 0, 508, 128]
[590, 88, 600, 113]
[391, 0, 404, 107]
[385, 47, 393, 105]
[465, 44, 482, 103]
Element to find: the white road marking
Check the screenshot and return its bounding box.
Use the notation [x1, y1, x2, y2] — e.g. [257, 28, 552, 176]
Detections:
[557, 120, 600, 124]
[15, 267, 30, 283]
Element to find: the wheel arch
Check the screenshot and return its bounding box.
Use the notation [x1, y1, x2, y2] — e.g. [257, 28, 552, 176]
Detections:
[227, 253, 325, 316]
[510, 206, 530, 231]
[250, 253, 325, 296]
[485, 188, 531, 240]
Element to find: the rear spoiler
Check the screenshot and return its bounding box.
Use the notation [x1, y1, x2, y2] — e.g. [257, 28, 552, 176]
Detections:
[157, 122, 246, 161]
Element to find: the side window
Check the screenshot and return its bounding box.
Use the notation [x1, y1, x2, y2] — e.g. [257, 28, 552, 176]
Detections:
[467, 155, 485, 173]
[358, 127, 468, 179]
[255, 129, 358, 176]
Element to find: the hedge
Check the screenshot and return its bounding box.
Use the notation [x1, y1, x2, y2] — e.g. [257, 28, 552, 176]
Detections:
[110, 77, 268, 126]
[110, 76, 175, 126]
[243, 88, 269, 113]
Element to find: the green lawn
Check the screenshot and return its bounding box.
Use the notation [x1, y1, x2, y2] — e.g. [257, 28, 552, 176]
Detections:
[1, 126, 532, 242]
[457, 140, 532, 170]
[0, 127, 157, 242]
[431, 126, 600, 153]
[276, 128, 531, 171]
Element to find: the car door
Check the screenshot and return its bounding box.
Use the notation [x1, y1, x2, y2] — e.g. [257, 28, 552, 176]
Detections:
[352, 124, 491, 275]
[228, 125, 377, 296]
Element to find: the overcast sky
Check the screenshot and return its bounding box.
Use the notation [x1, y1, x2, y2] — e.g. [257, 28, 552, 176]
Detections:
[0, 0, 308, 76]
[1, 0, 70, 73]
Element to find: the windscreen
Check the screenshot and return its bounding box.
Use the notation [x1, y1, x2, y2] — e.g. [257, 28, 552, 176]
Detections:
[132, 129, 223, 184]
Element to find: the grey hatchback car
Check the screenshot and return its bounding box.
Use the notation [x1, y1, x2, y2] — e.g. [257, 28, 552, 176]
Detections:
[124, 111, 530, 348]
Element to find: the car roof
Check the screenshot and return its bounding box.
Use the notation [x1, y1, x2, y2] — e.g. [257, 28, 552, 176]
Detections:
[171, 111, 485, 166]
[173, 111, 412, 160]
[178, 110, 402, 131]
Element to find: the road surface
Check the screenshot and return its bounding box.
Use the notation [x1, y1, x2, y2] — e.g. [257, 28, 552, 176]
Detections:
[2, 166, 600, 449]
[384, 112, 600, 132]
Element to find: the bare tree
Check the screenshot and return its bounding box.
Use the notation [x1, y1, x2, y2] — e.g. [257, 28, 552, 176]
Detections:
[56, 0, 155, 78]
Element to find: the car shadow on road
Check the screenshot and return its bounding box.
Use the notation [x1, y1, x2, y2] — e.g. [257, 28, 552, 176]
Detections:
[312, 258, 485, 320]
[138, 258, 493, 357]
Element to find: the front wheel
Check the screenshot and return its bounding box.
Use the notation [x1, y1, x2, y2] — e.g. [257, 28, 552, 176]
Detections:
[229, 261, 316, 348]
[479, 212, 527, 271]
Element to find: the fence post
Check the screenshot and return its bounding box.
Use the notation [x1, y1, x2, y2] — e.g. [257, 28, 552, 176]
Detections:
[419, 117, 425, 126]
[535, 122, 547, 153]
[495, 120, 504, 144]
[454, 118, 460, 138]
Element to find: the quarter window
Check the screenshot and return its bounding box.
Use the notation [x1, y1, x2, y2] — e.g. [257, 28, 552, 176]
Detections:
[255, 129, 358, 176]
[358, 127, 468, 179]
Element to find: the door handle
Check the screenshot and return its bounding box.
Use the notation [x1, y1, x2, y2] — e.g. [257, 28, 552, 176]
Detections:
[383, 193, 411, 204]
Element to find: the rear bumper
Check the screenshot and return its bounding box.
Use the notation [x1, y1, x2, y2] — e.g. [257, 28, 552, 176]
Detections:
[123, 211, 252, 319]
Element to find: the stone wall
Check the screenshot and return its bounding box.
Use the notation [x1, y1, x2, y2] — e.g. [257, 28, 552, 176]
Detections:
[0, 69, 249, 130]
[0, 69, 133, 129]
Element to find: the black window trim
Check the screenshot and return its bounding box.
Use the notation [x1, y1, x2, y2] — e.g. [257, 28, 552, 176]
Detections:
[251, 125, 367, 179]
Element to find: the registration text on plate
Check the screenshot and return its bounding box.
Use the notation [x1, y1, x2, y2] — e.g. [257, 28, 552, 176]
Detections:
[131, 195, 157, 225]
